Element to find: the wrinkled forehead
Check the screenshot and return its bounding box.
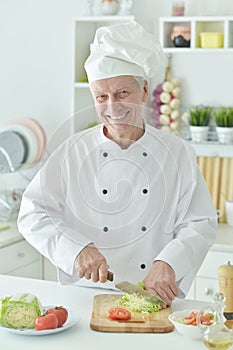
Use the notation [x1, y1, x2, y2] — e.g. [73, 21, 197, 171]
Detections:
[90, 75, 140, 93]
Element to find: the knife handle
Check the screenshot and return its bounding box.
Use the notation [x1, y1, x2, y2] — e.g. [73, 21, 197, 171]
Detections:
[107, 271, 114, 282]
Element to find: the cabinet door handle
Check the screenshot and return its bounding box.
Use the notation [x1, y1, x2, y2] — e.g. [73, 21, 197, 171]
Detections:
[17, 252, 25, 258]
[204, 287, 213, 296]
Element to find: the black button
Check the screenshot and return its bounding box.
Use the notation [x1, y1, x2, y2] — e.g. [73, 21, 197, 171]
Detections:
[103, 152, 108, 157]
[102, 189, 108, 195]
[140, 264, 146, 269]
[103, 227, 109, 232]
[142, 188, 148, 194]
[143, 152, 148, 157]
[141, 226, 147, 232]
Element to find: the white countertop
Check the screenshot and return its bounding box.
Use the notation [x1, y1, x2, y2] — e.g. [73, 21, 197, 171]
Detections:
[0, 275, 213, 350]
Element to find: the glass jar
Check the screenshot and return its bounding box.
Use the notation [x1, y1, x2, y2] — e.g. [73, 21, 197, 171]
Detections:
[198, 293, 233, 350]
[172, 1, 185, 16]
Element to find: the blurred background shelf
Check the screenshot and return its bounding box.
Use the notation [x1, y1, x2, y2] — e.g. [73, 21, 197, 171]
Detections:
[188, 141, 233, 157]
[159, 16, 233, 51]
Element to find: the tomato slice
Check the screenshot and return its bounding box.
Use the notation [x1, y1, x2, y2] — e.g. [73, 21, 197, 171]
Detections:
[199, 315, 212, 325]
[108, 308, 131, 321]
[184, 316, 197, 325]
[183, 311, 213, 327]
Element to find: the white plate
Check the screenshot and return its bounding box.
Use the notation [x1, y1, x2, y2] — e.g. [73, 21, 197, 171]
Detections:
[0, 307, 80, 336]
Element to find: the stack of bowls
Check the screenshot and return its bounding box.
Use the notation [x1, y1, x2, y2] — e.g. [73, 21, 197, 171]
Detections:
[0, 117, 47, 173]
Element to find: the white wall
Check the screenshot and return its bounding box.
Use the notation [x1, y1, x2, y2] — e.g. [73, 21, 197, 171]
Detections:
[170, 52, 233, 110]
[0, 0, 85, 189]
[0, 0, 86, 138]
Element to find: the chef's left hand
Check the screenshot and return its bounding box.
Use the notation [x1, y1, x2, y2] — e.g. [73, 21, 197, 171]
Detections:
[143, 260, 179, 307]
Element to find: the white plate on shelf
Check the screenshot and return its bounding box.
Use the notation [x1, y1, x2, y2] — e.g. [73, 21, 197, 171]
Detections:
[0, 307, 80, 336]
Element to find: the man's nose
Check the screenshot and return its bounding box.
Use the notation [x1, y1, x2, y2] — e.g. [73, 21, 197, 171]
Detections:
[105, 101, 121, 116]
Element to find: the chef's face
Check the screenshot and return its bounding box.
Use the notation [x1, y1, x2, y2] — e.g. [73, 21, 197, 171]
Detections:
[91, 75, 148, 142]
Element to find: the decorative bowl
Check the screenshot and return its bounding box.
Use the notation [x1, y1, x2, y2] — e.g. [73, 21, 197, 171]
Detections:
[168, 310, 203, 340]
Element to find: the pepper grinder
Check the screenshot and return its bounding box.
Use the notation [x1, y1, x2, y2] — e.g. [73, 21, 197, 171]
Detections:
[218, 261, 233, 320]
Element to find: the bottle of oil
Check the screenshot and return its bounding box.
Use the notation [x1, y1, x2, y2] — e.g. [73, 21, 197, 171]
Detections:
[201, 293, 233, 350]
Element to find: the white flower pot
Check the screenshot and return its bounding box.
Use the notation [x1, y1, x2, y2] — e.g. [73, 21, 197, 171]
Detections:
[190, 126, 209, 143]
[100, 1, 119, 15]
[216, 127, 233, 144]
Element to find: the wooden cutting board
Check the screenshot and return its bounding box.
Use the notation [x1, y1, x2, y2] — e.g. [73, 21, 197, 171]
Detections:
[90, 294, 174, 333]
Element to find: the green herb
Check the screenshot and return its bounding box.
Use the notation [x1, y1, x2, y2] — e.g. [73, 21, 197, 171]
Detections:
[189, 105, 212, 126]
[214, 107, 233, 127]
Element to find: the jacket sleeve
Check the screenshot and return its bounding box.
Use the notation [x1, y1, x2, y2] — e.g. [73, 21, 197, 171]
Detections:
[17, 142, 91, 283]
[155, 144, 218, 297]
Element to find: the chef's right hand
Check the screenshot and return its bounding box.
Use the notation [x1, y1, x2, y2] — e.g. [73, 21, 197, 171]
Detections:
[74, 243, 109, 283]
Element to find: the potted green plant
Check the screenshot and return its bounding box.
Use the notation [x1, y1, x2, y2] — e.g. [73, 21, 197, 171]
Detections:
[213, 107, 233, 144]
[188, 105, 212, 142]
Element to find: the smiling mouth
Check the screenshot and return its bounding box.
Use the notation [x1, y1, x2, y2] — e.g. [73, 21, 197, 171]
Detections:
[106, 110, 130, 121]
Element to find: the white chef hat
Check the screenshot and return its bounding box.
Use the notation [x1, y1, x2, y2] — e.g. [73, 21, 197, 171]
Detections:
[84, 20, 165, 84]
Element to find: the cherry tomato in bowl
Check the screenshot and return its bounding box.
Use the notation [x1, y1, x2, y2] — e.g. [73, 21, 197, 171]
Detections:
[108, 307, 131, 321]
[46, 307, 68, 327]
[34, 314, 58, 331]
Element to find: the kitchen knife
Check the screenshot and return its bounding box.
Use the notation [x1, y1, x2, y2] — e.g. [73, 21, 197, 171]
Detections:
[107, 270, 114, 282]
[115, 281, 166, 306]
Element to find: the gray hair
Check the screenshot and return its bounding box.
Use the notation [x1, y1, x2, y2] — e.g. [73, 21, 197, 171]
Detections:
[133, 76, 147, 89]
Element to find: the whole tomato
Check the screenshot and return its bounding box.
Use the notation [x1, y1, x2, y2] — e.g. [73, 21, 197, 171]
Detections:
[46, 306, 68, 327]
[34, 313, 58, 330]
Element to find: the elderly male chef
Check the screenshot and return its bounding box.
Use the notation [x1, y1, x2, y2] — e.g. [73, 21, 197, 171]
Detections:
[18, 20, 217, 306]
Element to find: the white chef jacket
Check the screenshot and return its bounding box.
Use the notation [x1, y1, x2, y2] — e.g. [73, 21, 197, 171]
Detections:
[17, 124, 217, 297]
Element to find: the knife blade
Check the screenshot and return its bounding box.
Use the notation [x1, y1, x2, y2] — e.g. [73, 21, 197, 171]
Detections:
[115, 281, 166, 306]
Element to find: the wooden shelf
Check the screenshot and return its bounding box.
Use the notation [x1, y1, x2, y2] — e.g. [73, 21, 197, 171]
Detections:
[163, 48, 233, 53]
[159, 16, 233, 51]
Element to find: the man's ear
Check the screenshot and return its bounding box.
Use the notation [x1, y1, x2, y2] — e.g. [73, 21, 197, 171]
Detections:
[142, 80, 149, 102]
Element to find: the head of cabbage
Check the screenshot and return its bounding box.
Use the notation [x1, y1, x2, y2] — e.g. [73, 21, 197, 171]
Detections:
[0, 293, 42, 328]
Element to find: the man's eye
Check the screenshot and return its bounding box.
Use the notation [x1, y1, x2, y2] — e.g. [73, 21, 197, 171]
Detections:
[117, 90, 130, 98]
[96, 95, 107, 102]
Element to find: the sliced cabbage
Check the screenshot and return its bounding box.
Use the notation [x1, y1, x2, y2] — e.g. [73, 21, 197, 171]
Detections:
[118, 293, 162, 313]
[0, 293, 42, 329]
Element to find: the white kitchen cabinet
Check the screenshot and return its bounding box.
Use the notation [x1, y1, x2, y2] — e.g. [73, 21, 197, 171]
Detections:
[73, 16, 134, 132]
[195, 277, 219, 302]
[0, 240, 41, 279]
[159, 16, 233, 53]
[9, 261, 41, 279]
[194, 250, 231, 302]
[186, 224, 233, 302]
[42, 256, 58, 282]
[186, 279, 195, 299]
